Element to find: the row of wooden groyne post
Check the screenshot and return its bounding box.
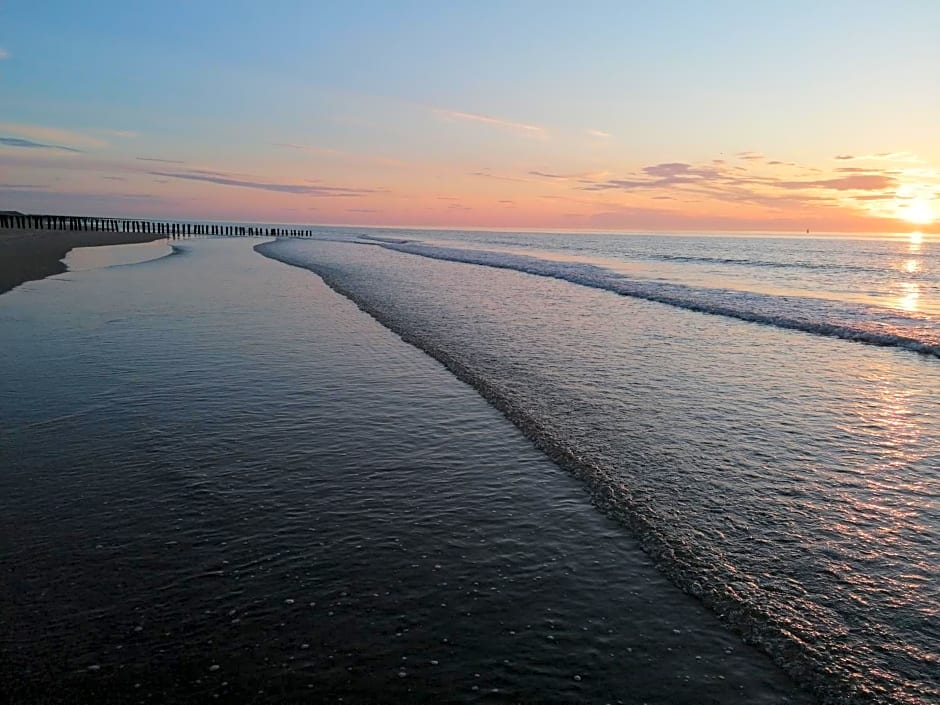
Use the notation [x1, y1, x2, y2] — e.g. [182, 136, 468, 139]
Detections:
[0, 213, 314, 238]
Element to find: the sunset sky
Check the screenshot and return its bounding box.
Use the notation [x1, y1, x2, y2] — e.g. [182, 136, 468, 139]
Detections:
[2, 1, 939, 233]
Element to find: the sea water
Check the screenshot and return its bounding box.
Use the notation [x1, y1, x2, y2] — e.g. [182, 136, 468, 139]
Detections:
[0, 237, 809, 704]
[261, 229, 939, 705]
[1, 229, 937, 704]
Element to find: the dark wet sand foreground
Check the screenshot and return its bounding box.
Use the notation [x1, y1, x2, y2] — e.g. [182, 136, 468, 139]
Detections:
[0, 228, 164, 295]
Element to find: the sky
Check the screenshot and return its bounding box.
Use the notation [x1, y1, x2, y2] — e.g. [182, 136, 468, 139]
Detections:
[1, 1, 939, 233]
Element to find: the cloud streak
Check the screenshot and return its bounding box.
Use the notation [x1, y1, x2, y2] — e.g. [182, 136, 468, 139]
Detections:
[776, 174, 897, 191]
[563, 152, 924, 228]
[582, 162, 723, 191]
[834, 151, 923, 164]
[0, 183, 47, 190]
[471, 169, 531, 183]
[433, 107, 545, 136]
[0, 123, 107, 149]
[529, 169, 609, 180]
[272, 142, 346, 157]
[579, 159, 899, 197]
[136, 156, 185, 164]
[0, 136, 82, 153]
[147, 169, 375, 196]
[0, 49, 9, 60]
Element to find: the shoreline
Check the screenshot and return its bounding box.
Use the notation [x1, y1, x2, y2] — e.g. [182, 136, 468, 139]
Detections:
[0, 228, 165, 295]
[1, 237, 814, 704]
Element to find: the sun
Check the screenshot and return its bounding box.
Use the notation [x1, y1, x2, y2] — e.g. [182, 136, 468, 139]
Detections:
[901, 198, 936, 225]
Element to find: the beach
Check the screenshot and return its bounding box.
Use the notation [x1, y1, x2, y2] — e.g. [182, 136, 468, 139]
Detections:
[5, 3, 939, 703]
[0, 228, 164, 295]
[0, 234, 815, 704]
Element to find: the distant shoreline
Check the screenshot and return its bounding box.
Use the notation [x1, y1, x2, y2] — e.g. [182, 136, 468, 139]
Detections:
[0, 228, 165, 295]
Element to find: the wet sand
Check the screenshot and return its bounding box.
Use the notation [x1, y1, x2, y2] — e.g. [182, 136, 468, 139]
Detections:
[0, 228, 164, 295]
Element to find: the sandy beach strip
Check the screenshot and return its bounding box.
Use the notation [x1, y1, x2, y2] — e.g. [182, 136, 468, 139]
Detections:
[0, 228, 165, 295]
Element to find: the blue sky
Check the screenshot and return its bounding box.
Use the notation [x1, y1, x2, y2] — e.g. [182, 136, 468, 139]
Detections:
[2, 1, 939, 231]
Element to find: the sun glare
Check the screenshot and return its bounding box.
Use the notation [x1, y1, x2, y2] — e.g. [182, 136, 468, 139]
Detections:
[901, 198, 936, 225]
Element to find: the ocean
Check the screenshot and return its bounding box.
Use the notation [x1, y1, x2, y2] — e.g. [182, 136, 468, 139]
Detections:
[1, 228, 937, 704]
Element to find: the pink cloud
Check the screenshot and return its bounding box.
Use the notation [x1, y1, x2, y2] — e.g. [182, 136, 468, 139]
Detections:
[776, 174, 896, 191]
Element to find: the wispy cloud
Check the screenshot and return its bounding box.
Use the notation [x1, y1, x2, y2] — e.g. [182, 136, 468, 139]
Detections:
[136, 156, 186, 164]
[643, 162, 703, 177]
[834, 151, 924, 164]
[572, 154, 912, 225]
[0, 152, 380, 199]
[776, 174, 897, 191]
[853, 193, 897, 201]
[272, 142, 346, 157]
[0, 123, 107, 149]
[0, 136, 82, 153]
[433, 107, 545, 136]
[0, 49, 9, 60]
[737, 151, 765, 161]
[471, 169, 532, 183]
[0, 183, 47, 190]
[587, 129, 611, 138]
[582, 162, 722, 191]
[529, 169, 609, 181]
[147, 169, 375, 196]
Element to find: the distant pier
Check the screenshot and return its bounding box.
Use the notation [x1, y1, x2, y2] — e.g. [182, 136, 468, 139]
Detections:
[0, 212, 315, 239]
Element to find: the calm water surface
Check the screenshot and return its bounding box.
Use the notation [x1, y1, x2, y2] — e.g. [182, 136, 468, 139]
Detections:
[0, 239, 808, 704]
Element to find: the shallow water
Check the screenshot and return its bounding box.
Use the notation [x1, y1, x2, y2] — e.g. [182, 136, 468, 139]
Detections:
[358, 233, 940, 357]
[263, 236, 939, 705]
[63, 238, 174, 271]
[0, 239, 807, 704]
[380, 229, 940, 318]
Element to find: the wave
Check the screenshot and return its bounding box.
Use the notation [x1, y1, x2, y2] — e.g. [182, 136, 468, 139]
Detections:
[365, 240, 940, 359]
[358, 233, 412, 245]
[256, 238, 930, 704]
[367, 233, 913, 276]
[638, 251, 888, 274]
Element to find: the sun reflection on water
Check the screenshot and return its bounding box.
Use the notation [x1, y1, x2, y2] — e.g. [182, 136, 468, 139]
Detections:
[897, 282, 920, 312]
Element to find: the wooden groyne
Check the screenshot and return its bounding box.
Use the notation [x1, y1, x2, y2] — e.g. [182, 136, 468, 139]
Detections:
[0, 212, 315, 239]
